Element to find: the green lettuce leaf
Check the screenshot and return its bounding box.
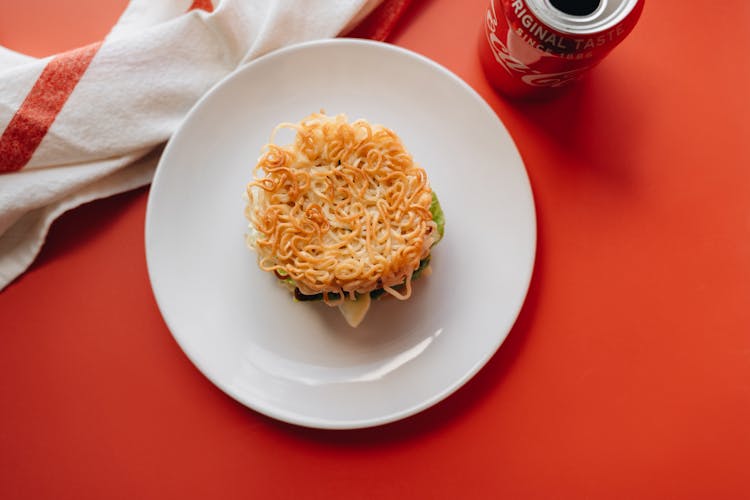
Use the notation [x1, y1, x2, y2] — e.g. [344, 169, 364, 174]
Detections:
[430, 191, 445, 244]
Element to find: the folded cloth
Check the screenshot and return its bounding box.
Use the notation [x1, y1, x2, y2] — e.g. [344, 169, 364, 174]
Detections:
[0, 0, 413, 291]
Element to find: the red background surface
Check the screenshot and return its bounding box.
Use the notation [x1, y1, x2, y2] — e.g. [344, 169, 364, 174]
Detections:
[1, 1, 749, 498]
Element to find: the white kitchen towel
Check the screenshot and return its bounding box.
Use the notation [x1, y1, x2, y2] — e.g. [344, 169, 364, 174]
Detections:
[0, 0, 408, 290]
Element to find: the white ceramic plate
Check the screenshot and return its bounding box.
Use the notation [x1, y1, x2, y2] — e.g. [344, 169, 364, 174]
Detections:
[146, 39, 536, 429]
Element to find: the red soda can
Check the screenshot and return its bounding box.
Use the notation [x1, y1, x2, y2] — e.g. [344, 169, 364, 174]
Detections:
[479, 0, 645, 98]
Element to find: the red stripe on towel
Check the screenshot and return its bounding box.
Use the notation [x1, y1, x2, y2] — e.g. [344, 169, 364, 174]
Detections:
[348, 0, 413, 41]
[0, 42, 102, 173]
[189, 0, 214, 12]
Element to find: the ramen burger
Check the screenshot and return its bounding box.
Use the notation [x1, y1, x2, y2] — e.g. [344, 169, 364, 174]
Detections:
[244, 112, 445, 327]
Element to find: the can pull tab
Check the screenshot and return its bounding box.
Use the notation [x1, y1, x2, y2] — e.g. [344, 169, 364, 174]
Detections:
[549, 0, 601, 16]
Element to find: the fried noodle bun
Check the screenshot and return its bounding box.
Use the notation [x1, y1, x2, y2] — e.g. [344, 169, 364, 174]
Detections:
[244, 112, 439, 326]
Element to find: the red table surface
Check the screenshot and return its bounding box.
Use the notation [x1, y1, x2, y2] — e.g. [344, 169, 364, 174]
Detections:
[1, 1, 749, 498]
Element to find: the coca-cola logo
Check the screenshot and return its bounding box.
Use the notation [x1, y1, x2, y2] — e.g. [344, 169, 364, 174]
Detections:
[484, 2, 588, 88]
[485, 1, 531, 75]
[521, 70, 587, 87]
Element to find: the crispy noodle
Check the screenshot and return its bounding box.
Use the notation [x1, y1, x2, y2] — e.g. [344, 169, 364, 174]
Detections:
[244, 112, 436, 305]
